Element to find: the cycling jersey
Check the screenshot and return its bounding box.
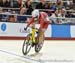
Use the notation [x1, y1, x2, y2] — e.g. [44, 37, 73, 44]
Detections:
[27, 12, 50, 30]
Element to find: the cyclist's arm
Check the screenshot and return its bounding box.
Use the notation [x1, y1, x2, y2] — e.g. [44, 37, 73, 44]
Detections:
[45, 17, 51, 24]
[26, 17, 34, 28]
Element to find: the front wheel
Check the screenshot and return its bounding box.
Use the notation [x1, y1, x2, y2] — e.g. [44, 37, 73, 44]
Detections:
[22, 34, 32, 55]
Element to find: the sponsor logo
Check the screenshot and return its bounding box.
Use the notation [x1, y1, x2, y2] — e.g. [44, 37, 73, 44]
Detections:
[1, 23, 7, 31]
[20, 28, 30, 33]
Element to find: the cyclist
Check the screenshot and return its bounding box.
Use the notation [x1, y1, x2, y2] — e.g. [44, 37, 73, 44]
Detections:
[25, 9, 50, 46]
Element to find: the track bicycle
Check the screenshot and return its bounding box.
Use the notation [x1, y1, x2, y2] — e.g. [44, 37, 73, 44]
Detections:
[22, 27, 44, 55]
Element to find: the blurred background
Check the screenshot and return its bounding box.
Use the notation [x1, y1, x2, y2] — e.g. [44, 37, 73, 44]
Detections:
[0, 0, 75, 24]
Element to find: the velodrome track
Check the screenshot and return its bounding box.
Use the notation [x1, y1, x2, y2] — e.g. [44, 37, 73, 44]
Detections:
[0, 40, 75, 63]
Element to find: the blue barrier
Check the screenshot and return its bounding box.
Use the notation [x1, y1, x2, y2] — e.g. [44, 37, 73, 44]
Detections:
[51, 24, 71, 38]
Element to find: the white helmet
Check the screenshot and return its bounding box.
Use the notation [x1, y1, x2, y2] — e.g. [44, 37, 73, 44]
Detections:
[32, 9, 39, 18]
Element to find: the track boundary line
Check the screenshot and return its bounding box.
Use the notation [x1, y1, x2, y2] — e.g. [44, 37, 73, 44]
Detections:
[0, 49, 40, 63]
[0, 49, 73, 63]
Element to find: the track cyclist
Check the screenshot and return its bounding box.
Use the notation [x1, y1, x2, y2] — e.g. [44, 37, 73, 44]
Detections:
[25, 9, 51, 46]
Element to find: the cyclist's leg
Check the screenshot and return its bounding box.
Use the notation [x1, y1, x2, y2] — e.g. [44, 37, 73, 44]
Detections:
[38, 29, 45, 44]
[38, 23, 49, 44]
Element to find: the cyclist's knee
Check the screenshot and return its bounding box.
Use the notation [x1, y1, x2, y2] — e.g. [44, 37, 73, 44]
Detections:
[39, 28, 46, 33]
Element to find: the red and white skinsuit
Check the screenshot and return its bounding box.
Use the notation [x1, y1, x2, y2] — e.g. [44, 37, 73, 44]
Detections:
[27, 12, 50, 31]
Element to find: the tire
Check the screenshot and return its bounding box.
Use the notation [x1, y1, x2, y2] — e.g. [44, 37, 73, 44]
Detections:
[22, 34, 32, 55]
[35, 36, 44, 53]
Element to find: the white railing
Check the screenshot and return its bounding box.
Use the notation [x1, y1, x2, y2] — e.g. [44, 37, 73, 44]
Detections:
[0, 13, 75, 24]
[0, 12, 75, 19]
[1, 7, 75, 12]
[21, 0, 72, 3]
[49, 17, 75, 24]
[0, 13, 31, 17]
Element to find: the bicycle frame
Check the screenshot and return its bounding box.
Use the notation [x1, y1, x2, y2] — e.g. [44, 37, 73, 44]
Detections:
[30, 27, 37, 43]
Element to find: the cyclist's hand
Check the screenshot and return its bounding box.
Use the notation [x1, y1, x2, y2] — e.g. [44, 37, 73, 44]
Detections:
[24, 27, 27, 30]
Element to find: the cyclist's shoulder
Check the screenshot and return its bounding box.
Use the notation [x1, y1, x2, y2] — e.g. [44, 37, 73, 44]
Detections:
[40, 12, 48, 16]
[40, 12, 47, 14]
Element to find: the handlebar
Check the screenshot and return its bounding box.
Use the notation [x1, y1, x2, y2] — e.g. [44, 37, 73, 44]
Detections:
[29, 26, 38, 30]
[29, 26, 39, 34]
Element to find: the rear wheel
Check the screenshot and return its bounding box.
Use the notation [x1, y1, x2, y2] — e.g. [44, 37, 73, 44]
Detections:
[35, 36, 44, 53]
[22, 34, 32, 55]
